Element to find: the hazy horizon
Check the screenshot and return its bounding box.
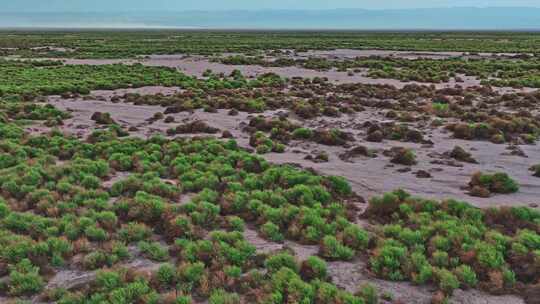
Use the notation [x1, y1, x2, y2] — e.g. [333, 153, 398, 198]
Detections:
[2, 6, 540, 30]
[5, 6, 540, 13]
[3, 0, 540, 12]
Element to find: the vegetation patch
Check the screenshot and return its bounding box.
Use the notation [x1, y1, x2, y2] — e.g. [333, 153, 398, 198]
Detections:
[468, 171, 520, 197]
[364, 190, 539, 301]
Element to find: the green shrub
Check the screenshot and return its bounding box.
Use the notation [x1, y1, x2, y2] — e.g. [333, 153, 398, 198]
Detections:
[95, 270, 122, 291]
[431, 235, 451, 252]
[415, 264, 434, 285]
[390, 148, 417, 166]
[502, 267, 517, 288]
[431, 250, 449, 267]
[292, 128, 313, 139]
[138, 241, 169, 262]
[178, 262, 205, 285]
[490, 172, 520, 193]
[265, 252, 299, 273]
[370, 241, 406, 281]
[471, 171, 519, 194]
[435, 268, 459, 295]
[157, 263, 176, 287]
[320, 236, 354, 260]
[227, 216, 245, 232]
[260, 221, 284, 242]
[209, 289, 241, 304]
[190, 201, 220, 227]
[343, 225, 370, 250]
[105, 279, 157, 303]
[84, 225, 108, 242]
[118, 222, 151, 243]
[83, 251, 110, 270]
[175, 296, 193, 304]
[81, 175, 100, 189]
[432, 102, 450, 115]
[129, 191, 166, 222]
[109, 153, 133, 171]
[8, 259, 44, 296]
[300, 256, 328, 281]
[454, 265, 478, 288]
[356, 283, 378, 304]
[515, 229, 540, 250]
[224, 265, 242, 279]
[111, 241, 130, 260]
[271, 268, 315, 303]
[325, 176, 352, 196]
[474, 242, 505, 269]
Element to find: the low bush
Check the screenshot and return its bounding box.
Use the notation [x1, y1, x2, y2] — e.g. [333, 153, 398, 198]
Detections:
[320, 236, 354, 260]
[469, 171, 519, 197]
[530, 164, 540, 177]
[118, 222, 152, 243]
[265, 252, 299, 274]
[389, 147, 417, 166]
[260, 221, 284, 242]
[8, 259, 44, 296]
[356, 283, 378, 304]
[454, 264, 478, 288]
[209, 289, 241, 304]
[300, 256, 328, 281]
[156, 263, 177, 287]
[138, 241, 170, 262]
[292, 127, 314, 140]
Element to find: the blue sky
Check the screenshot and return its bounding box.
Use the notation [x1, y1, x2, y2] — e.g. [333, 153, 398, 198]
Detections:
[3, 0, 540, 12]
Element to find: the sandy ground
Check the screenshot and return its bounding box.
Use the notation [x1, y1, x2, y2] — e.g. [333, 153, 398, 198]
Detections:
[35, 91, 540, 210]
[293, 49, 527, 60]
[50, 55, 463, 88]
[25, 96, 540, 304]
[13, 50, 535, 93]
[15, 49, 540, 304]
[296, 49, 466, 60]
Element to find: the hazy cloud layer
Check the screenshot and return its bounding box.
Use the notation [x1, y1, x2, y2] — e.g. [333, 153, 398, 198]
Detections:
[2, 8, 540, 30]
[3, 0, 540, 12]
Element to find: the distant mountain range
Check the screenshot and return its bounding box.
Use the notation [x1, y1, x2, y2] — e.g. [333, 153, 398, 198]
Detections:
[2, 7, 540, 30]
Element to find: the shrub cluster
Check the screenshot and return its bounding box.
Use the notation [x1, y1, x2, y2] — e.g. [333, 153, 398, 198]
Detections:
[468, 171, 520, 197]
[365, 190, 539, 300]
[0, 120, 370, 301]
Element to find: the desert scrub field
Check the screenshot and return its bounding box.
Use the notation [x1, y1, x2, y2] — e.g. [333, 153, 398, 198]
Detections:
[0, 59, 293, 99]
[0, 113, 537, 303]
[34, 64, 539, 149]
[216, 54, 540, 88]
[0, 111, 378, 302]
[0, 30, 539, 304]
[0, 89, 538, 303]
[1, 31, 540, 59]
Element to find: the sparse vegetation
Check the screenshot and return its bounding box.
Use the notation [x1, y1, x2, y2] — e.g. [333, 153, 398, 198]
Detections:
[0, 30, 539, 304]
